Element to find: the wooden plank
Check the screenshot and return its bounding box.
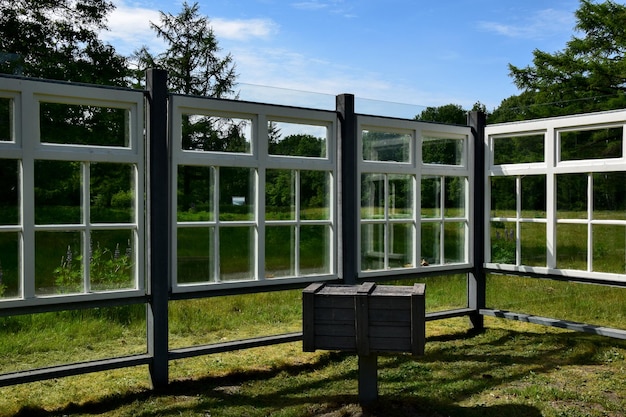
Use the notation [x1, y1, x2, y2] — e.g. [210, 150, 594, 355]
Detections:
[312, 296, 354, 309]
[411, 283, 426, 355]
[369, 297, 411, 310]
[315, 336, 356, 350]
[314, 307, 355, 322]
[369, 308, 412, 323]
[314, 324, 356, 337]
[369, 325, 410, 338]
[370, 337, 412, 352]
[302, 283, 325, 351]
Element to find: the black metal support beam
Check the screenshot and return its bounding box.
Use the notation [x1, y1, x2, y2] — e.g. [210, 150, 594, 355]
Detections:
[146, 68, 170, 390]
[467, 111, 487, 331]
[337, 94, 358, 285]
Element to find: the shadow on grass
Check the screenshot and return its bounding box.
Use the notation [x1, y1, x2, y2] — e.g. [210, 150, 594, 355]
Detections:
[13, 327, 625, 417]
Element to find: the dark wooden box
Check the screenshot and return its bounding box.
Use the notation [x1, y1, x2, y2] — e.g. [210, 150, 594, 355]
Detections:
[302, 282, 425, 356]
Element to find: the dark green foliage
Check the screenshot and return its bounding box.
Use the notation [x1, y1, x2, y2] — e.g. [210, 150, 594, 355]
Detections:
[0, 0, 129, 85]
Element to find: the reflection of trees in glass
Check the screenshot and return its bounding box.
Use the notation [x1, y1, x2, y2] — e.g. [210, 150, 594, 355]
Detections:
[594, 172, 626, 212]
[362, 130, 409, 162]
[560, 128, 622, 161]
[422, 138, 462, 165]
[269, 133, 325, 158]
[493, 134, 544, 165]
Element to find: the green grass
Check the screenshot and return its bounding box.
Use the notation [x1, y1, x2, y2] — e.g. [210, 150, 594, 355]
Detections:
[2, 275, 626, 416]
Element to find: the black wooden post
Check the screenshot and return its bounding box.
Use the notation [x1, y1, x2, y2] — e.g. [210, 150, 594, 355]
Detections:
[467, 110, 487, 331]
[336, 94, 358, 285]
[146, 68, 170, 389]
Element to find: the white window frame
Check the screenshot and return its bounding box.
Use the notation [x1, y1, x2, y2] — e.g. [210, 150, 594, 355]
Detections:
[486, 109, 626, 284]
[357, 115, 473, 279]
[170, 95, 338, 293]
[0, 77, 146, 308]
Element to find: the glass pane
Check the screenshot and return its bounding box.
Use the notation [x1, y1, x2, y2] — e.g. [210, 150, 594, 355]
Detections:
[89, 230, 134, 291]
[556, 223, 587, 270]
[0, 97, 12, 141]
[594, 172, 626, 220]
[389, 174, 413, 219]
[560, 127, 622, 161]
[177, 227, 214, 284]
[490, 221, 516, 264]
[300, 225, 330, 275]
[0, 232, 19, 298]
[444, 222, 465, 263]
[421, 222, 440, 266]
[593, 225, 626, 274]
[521, 175, 546, 217]
[421, 176, 441, 218]
[220, 226, 254, 281]
[35, 160, 81, 224]
[266, 169, 295, 221]
[557, 173, 588, 219]
[422, 136, 464, 165]
[40, 102, 128, 147]
[361, 173, 384, 219]
[219, 167, 254, 221]
[444, 177, 465, 218]
[265, 226, 295, 278]
[300, 170, 330, 220]
[177, 165, 214, 222]
[0, 159, 19, 225]
[493, 134, 544, 165]
[490, 176, 516, 218]
[362, 129, 410, 162]
[182, 114, 251, 153]
[389, 223, 413, 269]
[361, 223, 384, 270]
[36, 231, 83, 295]
[521, 222, 546, 267]
[90, 163, 134, 223]
[268, 121, 326, 157]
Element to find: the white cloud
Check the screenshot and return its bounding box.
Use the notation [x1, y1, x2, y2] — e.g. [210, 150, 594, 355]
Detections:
[291, 1, 329, 11]
[212, 18, 278, 41]
[477, 8, 575, 40]
[100, 1, 163, 55]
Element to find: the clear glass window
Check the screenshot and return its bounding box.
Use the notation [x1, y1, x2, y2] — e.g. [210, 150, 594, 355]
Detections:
[0, 232, 19, 298]
[520, 222, 546, 267]
[0, 97, 13, 142]
[493, 134, 544, 165]
[268, 121, 326, 158]
[36, 231, 83, 295]
[421, 222, 440, 266]
[40, 102, 129, 147]
[422, 135, 464, 165]
[265, 226, 295, 278]
[521, 175, 546, 217]
[444, 222, 465, 263]
[177, 227, 214, 284]
[90, 163, 135, 224]
[300, 170, 331, 220]
[219, 167, 255, 221]
[421, 176, 441, 218]
[300, 225, 330, 275]
[219, 226, 254, 281]
[557, 173, 588, 219]
[177, 166, 214, 222]
[362, 129, 411, 162]
[556, 223, 587, 270]
[593, 172, 626, 220]
[35, 160, 81, 225]
[560, 127, 622, 161]
[361, 223, 384, 270]
[490, 221, 516, 264]
[593, 225, 626, 274]
[0, 159, 19, 225]
[89, 230, 135, 291]
[266, 169, 295, 221]
[182, 114, 252, 153]
[490, 176, 516, 218]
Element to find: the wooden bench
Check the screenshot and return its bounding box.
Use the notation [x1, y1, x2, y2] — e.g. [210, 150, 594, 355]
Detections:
[302, 281, 426, 404]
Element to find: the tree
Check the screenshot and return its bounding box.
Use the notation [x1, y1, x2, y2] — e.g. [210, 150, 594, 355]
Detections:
[134, 1, 236, 97]
[415, 104, 468, 125]
[0, 0, 128, 85]
[506, 0, 626, 118]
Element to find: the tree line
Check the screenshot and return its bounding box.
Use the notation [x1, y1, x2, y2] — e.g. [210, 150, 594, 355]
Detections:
[2, 0, 626, 213]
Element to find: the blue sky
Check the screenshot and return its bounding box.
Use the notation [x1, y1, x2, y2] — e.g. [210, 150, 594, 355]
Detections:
[101, 0, 581, 116]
